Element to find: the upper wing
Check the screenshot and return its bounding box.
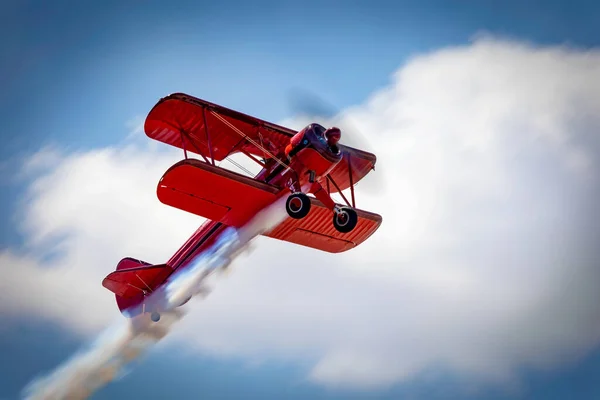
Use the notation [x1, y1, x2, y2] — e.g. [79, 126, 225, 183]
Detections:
[144, 93, 376, 192]
[145, 93, 292, 162]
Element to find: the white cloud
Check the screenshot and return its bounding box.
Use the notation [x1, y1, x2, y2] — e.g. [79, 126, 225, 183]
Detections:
[4, 36, 600, 390]
[1, 144, 201, 333]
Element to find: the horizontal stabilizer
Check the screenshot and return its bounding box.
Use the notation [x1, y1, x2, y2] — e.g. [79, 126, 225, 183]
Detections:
[102, 258, 173, 299]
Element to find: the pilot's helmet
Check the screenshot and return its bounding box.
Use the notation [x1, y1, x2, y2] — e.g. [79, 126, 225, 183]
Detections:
[324, 127, 341, 146]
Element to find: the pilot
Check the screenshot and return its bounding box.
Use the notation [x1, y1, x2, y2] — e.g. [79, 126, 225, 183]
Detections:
[323, 126, 341, 153]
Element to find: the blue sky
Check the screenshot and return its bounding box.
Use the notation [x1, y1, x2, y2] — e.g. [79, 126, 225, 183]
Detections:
[2, 1, 600, 399]
[2, 0, 599, 240]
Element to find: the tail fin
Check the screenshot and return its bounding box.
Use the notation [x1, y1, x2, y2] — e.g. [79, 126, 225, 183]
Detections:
[102, 257, 173, 317]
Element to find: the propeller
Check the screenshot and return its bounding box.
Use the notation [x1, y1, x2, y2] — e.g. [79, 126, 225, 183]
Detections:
[286, 88, 386, 194]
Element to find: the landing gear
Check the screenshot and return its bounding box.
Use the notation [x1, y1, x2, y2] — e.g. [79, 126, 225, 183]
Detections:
[286, 192, 311, 219]
[333, 206, 358, 233]
[178, 296, 192, 307]
[150, 311, 161, 322]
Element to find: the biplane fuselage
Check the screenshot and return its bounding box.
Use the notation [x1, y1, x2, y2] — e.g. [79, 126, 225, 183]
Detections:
[102, 93, 382, 319]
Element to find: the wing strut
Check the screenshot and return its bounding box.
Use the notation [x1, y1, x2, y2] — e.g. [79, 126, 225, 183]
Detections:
[202, 108, 216, 165]
[210, 110, 289, 170]
[239, 149, 267, 168]
[326, 175, 352, 207]
[177, 124, 210, 164]
[347, 152, 356, 208]
[161, 117, 209, 163]
[186, 132, 211, 164]
[179, 130, 189, 159]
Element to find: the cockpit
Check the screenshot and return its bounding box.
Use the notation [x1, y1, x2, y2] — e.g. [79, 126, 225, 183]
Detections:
[264, 123, 343, 184]
[302, 123, 341, 156]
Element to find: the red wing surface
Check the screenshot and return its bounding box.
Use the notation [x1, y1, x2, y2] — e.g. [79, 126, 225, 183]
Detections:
[145, 93, 377, 191]
[102, 261, 173, 299]
[157, 159, 281, 227]
[265, 199, 382, 253]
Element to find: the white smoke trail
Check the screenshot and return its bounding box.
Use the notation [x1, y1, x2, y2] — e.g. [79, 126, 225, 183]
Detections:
[22, 197, 288, 399]
[22, 311, 184, 400]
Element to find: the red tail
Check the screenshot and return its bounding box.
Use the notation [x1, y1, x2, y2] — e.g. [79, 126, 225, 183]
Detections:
[102, 257, 173, 317]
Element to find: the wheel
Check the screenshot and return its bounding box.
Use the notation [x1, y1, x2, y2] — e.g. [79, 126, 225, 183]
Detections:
[286, 192, 311, 219]
[151, 311, 161, 322]
[333, 206, 358, 233]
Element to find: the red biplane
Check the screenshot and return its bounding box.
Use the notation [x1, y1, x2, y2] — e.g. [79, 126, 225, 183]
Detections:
[102, 93, 382, 319]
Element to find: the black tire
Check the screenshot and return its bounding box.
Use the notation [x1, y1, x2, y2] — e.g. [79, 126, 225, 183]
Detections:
[333, 206, 358, 233]
[286, 192, 311, 219]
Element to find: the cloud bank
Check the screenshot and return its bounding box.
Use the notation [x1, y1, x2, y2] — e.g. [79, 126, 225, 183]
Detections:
[4, 36, 600, 390]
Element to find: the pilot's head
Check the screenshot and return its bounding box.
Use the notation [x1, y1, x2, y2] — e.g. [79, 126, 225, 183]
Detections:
[324, 127, 341, 146]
